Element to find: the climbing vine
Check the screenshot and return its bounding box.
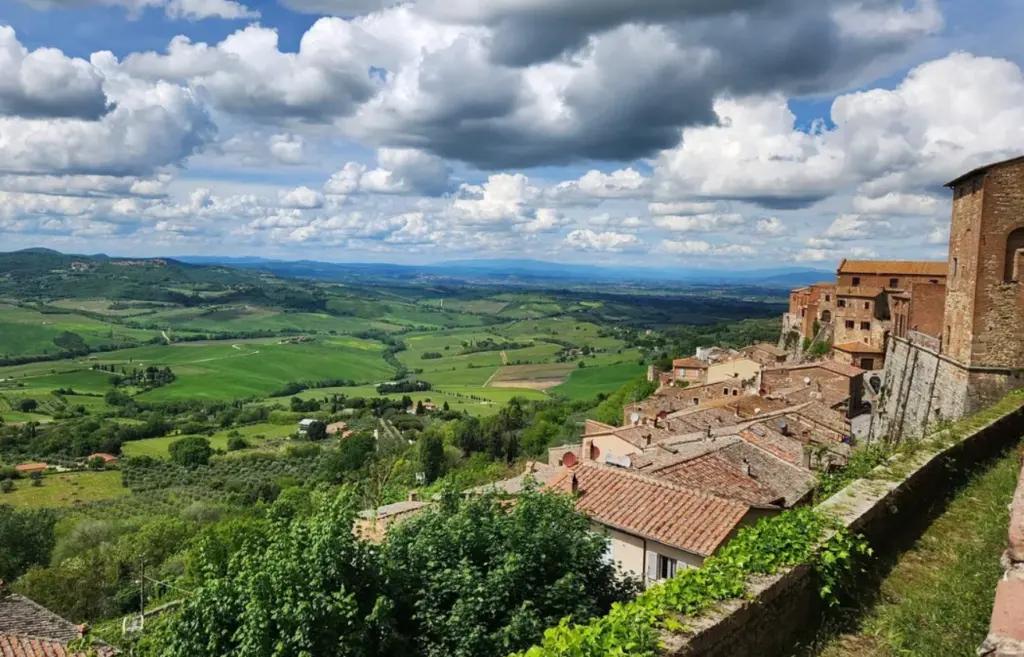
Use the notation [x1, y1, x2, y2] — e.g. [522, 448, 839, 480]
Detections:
[511, 508, 870, 657]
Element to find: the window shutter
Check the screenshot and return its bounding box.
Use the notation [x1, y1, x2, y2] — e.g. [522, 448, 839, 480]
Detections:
[647, 554, 659, 581]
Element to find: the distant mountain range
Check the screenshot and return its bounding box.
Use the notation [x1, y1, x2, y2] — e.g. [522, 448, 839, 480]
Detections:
[173, 255, 832, 288]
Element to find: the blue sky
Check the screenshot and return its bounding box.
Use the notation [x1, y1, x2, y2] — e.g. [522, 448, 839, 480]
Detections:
[0, 0, 1022, 267]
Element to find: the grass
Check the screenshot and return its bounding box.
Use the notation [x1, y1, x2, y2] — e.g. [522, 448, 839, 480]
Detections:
[0, 470, 128, 508]
[0, 303, 159, 357]
[120, 423, 297, 458]
[90, 339, 394, 401]
[551, 362, 647, 400]
[808, 444, 1022, 657]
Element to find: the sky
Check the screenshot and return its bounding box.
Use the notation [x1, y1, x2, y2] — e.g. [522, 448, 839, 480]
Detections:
[1, 0, 1023, 268]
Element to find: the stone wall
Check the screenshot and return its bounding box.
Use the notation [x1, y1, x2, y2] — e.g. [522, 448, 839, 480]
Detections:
[662, 397, 1024, 657]
[870, 336, 1024, 442]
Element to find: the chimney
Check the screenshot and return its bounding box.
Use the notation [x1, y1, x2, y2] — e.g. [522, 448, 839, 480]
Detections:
[653, 417, 660, 429]
[644, 434, 652, 447]
[741, 459, 752, 478]
[803, 448, 812, 470]
[571, 473, 579, 495]
[408, 490, 418, 502]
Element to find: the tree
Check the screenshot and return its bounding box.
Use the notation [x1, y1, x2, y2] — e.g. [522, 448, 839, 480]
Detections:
[0, 505, 57, 581]
[227, 435, 249, 451]
[306, 420, 328, 442]
[168, 436, 213, 467]
[30, 471, 43, 486]
[320, 432, 375, 483]
[382, 487, 641, 657]
[87, 456, 106, 471]
[157, 492, 389, 657]
[418, 434, 444, 484]
[17, 398, 38, 413]
[454, 417, 484, 456]
[442, 401, 450, 412]
[414, 400, 425, 416]
[0, 479, 13, 494]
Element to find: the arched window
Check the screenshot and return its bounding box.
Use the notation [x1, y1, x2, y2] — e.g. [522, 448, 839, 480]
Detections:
[1005, 228, 1024, 282]
[820, 310, 832, 323]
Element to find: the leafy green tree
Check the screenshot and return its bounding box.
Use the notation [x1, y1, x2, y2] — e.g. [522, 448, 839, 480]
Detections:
[157, 491, 390, 657]
[17, 398, 38, 413]
[320, 432, 376, 482]
[168, 436, 213, 467]
[0, 479, 13, 494]
[594, 376, 658, 426]
[418, 434, 445, 484]
[303, 420, 327, 442]
[383, 487, 640, 657]
[226, 434, 249, 451]
[87, 456, 106, 471]
[0, 505, 57, 581]
[454, 417, 484, 457]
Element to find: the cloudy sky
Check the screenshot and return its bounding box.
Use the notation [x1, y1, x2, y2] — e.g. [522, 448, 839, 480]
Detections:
[0, 0, 1022, 268]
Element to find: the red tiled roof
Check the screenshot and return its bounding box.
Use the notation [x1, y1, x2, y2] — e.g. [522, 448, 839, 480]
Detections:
[652, 452, 782, 507]
[672, 358, 707, 369]
[817, 359, 866, 377]
[837, 259, 948, 277]
[834, 286, 882, 298]
[746, 343, 788, 358]
[87, 454, 118, 463]
[0, 634, 116, 657]
[547, 462, 749, 556]
[13, 465, 47, 473]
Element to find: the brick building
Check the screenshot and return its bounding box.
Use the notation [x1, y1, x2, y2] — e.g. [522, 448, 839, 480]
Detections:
[872, 155, 1024, 441]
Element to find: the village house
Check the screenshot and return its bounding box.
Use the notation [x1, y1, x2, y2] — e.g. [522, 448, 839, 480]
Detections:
[742, 343, 789, 367]
[354, 493, 432, 542]
[545, 462, 778, 584]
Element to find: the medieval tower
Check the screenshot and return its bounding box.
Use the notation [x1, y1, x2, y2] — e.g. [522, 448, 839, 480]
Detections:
[871, 156, 1024, 441]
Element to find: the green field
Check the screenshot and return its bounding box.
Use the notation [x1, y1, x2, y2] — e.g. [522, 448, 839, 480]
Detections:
[551, 362, 647, 400]
[0, 470, 127, 508]
[90, 339, 395, 401]
[0, 303, 159, 358]
[121, 422, 297, 458]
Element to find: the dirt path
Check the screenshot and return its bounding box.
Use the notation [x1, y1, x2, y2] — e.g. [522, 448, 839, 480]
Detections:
[500, 350, 508, 365]
[192, 348, 260, 364]
[161, 330, 171, 344]
[482, 367, 501, 387]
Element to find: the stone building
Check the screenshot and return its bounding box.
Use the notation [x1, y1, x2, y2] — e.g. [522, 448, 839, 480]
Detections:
[871, 155, 1024, 442]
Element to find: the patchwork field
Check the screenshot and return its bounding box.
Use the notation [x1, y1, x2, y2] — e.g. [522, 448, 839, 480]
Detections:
[486, 363, 577, 390]
[0, 470, 128, 509]
[121, 422, 297, 458]
[551, 362, 647, 400]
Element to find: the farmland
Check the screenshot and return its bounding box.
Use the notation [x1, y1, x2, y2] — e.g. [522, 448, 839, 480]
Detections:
[0, 470, 127, 509]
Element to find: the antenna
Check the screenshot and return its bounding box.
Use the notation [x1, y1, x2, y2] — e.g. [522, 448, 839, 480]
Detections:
[630, 412, 640, 425]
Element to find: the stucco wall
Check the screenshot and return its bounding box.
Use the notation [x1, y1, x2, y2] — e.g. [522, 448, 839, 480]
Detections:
[707, 359, 762, 386]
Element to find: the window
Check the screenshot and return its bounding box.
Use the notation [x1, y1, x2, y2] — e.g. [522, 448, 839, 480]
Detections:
[845, 320, 855, 329]
[852, 276, 861, 286]
[732, 389, 739, 396]
[889, 278, 899, 288]
[723, 387, 730, 395]
[861, 358, 875, 370]
[860, 321, 870, 330]
[825, 295, 831, 302]
[953, 257, 958, 280]
[648, 554, 677, 581]
[692, 398, 699, 406]
[801, 308, 806, 317]
[838, 299, 847, 308]
[1005, 228, 1024, 282]
[864, 301, 871, 310]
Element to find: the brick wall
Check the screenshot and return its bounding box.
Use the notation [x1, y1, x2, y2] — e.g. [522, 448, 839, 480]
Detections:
[978, 449, 1024, 656]
[663, 399, 1024, 657]
[907, 282, 946, 339]
[945, 173, 986, 362]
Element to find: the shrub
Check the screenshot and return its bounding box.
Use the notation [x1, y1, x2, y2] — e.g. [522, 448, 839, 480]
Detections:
[168, 436, 213, 467]
[227, 435, 249, 452]
[0, 479, 14, 493]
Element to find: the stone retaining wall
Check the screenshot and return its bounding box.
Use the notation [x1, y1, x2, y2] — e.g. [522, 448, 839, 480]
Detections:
[662, 399, 1024, 657]
[979, 447, 1024, 657]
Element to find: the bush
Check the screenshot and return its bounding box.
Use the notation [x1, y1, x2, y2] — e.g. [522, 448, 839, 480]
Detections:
[18, 398, 38, 413]
[227, 436, 249, 452]
[0, 479, 13, 494]
[168, 436, 213, 467]
[87, 457, 107, 471]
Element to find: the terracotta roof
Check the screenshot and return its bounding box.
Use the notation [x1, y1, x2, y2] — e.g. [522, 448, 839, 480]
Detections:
[746, 343, 788, 358]
[833, 342, 884, 355]
[547, 462, 749, 556]
[13, 465, 47, 473]
[0, 634, 117, 657]
[837, 259, 948, 277]
[651, 452, 783, 507]
[817, 360, 865, 378]
[325, 421, 348, 435]
[810, 282, 836, 288]
[672, 358, 707, 369]
[0, 596, 81, 645]
[467, 465, 560, 495]
[945, 154, 1024, 187]
[87, 454, 117, 463]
